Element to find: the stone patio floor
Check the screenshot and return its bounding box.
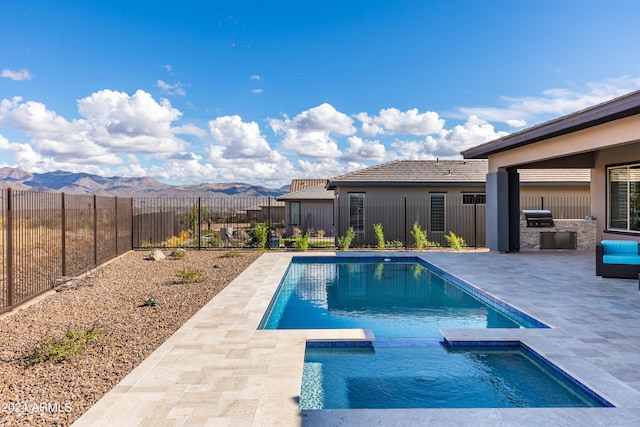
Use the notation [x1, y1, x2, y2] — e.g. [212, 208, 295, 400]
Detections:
[72, 250, 640, 426]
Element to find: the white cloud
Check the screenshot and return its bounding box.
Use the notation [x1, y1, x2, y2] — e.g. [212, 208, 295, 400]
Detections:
[270, 103, 355, 159]
[251, 89, 263, 94]
[392, 115, 508, 159]
[1, 68, 32, 81]
[249, 75, 262, 80]
[456, 75, 640, 125]
[356, 108, 445, 136]
[155, 79, 187, 96]
[208, 115, 276, 160]
[341, 136, 387, 162]
[0, 90, 198, 166]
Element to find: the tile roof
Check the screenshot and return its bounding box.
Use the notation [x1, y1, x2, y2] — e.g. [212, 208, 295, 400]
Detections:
[326, 160, 590, 188]
[327, 160, 488, 188]
[289, 178, 329, 193]
[277, 181, 334, 201]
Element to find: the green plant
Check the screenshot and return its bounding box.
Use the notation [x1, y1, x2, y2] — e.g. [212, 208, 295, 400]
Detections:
[445, 231, 467, 251]
[294, 233, 310, 251]
[172, 248, 188, 259]
[337, 227, 356, 251]
[143, 297, 159, 307]
[252, 222, 269, 249]
[385, 239, 404, 248]
[208, 234, 222, 248]
[221, 250, 244, 258]
[23, 323, 102, 367]
[373, 223, 385, 250]
[411, 221, 428, 251]
[177, 266, 206, 283]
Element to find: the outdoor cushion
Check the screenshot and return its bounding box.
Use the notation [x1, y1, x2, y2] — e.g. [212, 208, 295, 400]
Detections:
[600, 240, 640, 254]
[603, 254, 640, 265]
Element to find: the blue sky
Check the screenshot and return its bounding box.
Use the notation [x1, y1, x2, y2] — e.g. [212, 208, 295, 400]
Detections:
[2, 0, 640, 188]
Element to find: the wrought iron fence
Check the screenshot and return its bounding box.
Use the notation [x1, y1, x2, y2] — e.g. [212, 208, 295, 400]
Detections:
[0, 188, 591, 313]
[0, 189, 132, 314]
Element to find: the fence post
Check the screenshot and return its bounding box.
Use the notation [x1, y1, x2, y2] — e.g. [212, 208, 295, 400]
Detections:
[93, 195, 98, 267]
[130, 198, 135, 250]
[268, 197, 272, 250]
[404, 196, 407, 248]
[6, 188, 14, 308]
[61, 192, 66, 276]
[197, 197, 202, 250]
[114, 196, 118, 256]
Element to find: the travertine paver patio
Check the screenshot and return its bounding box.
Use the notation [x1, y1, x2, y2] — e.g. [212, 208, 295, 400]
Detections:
[73, 250, 640, 426]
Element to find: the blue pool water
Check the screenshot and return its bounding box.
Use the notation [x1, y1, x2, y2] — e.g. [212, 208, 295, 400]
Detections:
[301, 341, 609, 409]
[260, 257, 544, 338]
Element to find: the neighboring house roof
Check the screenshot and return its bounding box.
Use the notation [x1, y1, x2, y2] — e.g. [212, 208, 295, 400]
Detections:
[289, 178, 329, 193]
[327, 160, 487, 189]
[326, 160, 590, 189]
[461, 90, 640, 159]
[277, 178, 333, 201]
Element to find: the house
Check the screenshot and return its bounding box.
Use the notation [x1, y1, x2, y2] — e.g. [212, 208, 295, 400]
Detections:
[326, 159, 590, 247]
[461, 90, 640, 252]
[276, 179, 334, 237]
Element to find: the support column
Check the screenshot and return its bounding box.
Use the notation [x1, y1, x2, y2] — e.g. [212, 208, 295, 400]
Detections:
[507, 169, 521, 252]
[486, 172, 509, 251]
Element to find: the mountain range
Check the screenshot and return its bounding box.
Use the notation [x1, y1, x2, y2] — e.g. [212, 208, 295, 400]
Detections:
[0, 167, 289, 198]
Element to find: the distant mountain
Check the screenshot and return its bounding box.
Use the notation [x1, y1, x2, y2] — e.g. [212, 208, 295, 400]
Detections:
[0, 167, 288, 198]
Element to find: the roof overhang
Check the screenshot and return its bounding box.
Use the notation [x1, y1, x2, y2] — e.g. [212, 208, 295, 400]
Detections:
[462, 90, 640, 159]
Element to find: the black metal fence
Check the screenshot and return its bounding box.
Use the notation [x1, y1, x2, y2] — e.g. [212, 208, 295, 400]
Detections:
[0, 189, 591, 313]
[1, 189, 132, 314]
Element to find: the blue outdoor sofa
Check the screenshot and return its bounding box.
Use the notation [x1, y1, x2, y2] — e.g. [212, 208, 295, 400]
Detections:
[596, 240, 640, 279]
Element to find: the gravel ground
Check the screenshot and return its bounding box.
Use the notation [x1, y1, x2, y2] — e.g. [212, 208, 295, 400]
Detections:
[0, 249, 262, 427]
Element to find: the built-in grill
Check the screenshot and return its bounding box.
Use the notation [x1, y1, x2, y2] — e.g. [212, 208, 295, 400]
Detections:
[522, 209, 554, 227]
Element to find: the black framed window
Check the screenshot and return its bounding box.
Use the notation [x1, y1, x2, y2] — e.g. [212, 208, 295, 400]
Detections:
[430, 193, 445, 232]
[608, 164, 640, 232]
[349, 193, 365, 232]
[290, 201, 300, 225]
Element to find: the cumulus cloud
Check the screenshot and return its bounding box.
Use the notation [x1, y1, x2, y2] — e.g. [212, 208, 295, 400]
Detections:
[155, 79, 187, 96]
[341, 136, 387, 162]
[0, 90, 198, 166]
[392, 115, 508, 159]
[356, 108, 445, 136]
[1, 68, 32, 81]
[270, 103, 356, 159]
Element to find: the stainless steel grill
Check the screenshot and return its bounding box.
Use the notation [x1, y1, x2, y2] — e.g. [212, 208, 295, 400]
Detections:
[522, 209, 554, 227]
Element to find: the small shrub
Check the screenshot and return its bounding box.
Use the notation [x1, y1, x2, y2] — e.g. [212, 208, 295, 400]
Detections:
[411, 221, 428, 251]
[294, 233, 310, 251]
[171, 248, 188, 259]
[337, 227, 356, 251]
[445, 231, 467, 251]
[208, 234, 222, 248]
[221, 250, 244, 258]
[316, 229, 325, 238]
[251, 222, 269, 249]
[165, 230, 191, 247]
[177, 266, 206, 283]
[373, 223, 385, 250]
[385, 239, 404, 248]
[24, 323, 102, 367]
[143, 297, 159, 307]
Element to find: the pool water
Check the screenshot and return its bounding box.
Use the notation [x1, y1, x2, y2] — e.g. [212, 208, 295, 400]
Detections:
[261, 257, 540, 338]
[301, 341, 609, 409]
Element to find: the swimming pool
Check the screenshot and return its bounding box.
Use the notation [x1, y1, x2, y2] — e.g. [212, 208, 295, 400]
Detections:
[301, 340, 611, 409]
[261, 256, 610, 410]
[260, 256, 546, 337]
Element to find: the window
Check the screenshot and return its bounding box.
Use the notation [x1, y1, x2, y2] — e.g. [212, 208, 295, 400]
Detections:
[608, 164, 640, 232]
[463, 194, 486, 204]
[349, 193, 365, 232]
[290, 201, 300, 225]
[430, 193, 445, 232]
